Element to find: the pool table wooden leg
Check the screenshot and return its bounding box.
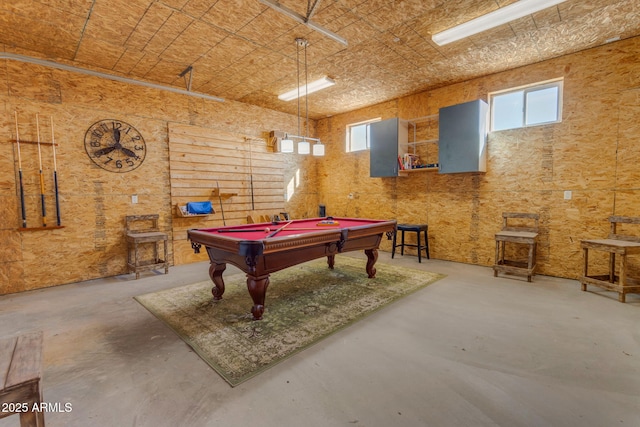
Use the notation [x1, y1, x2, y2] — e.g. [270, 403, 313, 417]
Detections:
[365, 249, 378, 278]
[247, 274, 270, 320]
[327, 254, 335, 269]
[208, 262, 226, 300]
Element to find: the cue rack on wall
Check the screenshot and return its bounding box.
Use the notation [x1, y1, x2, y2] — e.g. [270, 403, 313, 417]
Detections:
[10, 111, 64, 231]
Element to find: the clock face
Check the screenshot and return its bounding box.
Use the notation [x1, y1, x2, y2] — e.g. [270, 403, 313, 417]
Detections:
[84, 119, 146, 173]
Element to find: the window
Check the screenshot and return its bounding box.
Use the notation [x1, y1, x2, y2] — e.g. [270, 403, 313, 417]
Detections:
[489, 79, 563, 131]
[346, 118, 380, 152]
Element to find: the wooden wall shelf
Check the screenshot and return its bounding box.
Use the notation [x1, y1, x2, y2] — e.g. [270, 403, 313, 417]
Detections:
[211, 188, 238, 200]
[398, 167, 439, 174]
[10, 139, 58, 146]
[175, 205, 214, 218]
[18, 226, 65, 231]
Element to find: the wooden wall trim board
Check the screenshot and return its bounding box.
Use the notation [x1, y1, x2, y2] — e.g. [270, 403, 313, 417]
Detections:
[168, 123, 285, 265]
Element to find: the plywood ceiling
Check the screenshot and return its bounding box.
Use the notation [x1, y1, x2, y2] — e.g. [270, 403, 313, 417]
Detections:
[1, 0, 639, 119]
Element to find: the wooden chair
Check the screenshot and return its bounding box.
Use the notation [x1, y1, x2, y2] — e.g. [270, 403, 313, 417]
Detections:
[0, 331, 45, 427]
[581, 216, 640, 302]
[125, 214, 169, 279]
[494, 212, 539, 282]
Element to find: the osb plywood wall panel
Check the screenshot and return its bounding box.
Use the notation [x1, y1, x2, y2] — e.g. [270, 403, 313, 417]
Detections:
[1, 107, 172, 295]
[168, 123, 287, 265]
[316, 36, 640, 280]
[0, 59, 313, 295]
[316, 101, 399, 224]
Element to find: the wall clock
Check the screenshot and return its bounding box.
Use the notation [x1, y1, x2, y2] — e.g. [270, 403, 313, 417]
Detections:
[84, 119, 146, 172]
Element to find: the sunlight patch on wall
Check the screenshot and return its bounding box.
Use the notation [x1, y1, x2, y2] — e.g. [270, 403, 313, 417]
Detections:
[286, 175, 295, 202]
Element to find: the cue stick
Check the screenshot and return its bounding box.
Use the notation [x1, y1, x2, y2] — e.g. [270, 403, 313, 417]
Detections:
[266, 220, 293, 238]
[50, 116, 61, 226]
[216, 181, 226, 225]
[14, 111, 27, 228]
[247, 137, 255, 211]
[35, 113, 47, 227]
[276, 226, 339, 230]
[217, 226, 339, 233]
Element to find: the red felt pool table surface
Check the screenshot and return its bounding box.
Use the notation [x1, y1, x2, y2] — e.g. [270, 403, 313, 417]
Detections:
[187, 217, 396, 320]
[193, 217, 387, 240]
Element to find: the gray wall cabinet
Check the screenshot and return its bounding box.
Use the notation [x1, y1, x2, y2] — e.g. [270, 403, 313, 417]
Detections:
[369, 118, 408, 177]
[438, 100, 489, 174]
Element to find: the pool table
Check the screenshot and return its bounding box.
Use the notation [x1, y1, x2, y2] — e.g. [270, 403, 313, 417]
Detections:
[188, 217, 396, 320]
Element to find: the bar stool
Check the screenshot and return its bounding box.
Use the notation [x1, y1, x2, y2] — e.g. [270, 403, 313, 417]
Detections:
[392, 224, 430, 263]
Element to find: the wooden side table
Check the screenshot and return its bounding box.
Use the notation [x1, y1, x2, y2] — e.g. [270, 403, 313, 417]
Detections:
[493, 212, 539, 282]
[126, 214, 169, 279]
[580, 216, 640, 302]
[0, 331, 45, 427]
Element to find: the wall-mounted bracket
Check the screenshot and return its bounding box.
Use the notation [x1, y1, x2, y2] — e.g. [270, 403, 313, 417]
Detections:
[179, 66, 194, 91]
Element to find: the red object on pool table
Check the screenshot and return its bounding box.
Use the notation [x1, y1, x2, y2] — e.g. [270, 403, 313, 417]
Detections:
[188, 217, 396, 320]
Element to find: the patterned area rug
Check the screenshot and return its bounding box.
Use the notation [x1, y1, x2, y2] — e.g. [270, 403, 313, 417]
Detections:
[135, 255, 444, 387]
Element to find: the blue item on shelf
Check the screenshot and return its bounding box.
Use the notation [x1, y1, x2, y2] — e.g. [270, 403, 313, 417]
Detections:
[187, 201, 212, 214]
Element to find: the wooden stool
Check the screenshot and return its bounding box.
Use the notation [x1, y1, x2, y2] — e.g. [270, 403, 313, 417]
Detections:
[0, 331, 45, 427]
[494, 212, 539, 282]
[580, 216, 640, 302]
[126, 214, 169, 279]
[392, 224, 430, 263]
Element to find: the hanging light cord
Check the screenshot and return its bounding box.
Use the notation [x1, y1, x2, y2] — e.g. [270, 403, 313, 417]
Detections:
[296, 40, 301, 139]
[304, 40, 309, 140]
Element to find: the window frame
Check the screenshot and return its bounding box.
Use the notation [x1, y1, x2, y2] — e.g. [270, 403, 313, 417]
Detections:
[489, 78, 563, 132]
[345, 117, 381, 152]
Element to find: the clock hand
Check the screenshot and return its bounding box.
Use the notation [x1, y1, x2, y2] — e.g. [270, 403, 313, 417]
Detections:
[94, 145, 117, 156]
[120, 146, 137, 158]
[113, 128, 121, 145]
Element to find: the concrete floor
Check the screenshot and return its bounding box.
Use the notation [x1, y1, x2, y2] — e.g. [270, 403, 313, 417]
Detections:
[1, 252, 638, 427]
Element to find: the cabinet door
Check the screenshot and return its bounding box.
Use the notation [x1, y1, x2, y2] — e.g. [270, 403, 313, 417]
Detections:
[370, 118, 399, 177]
[438, 100, 488, 173]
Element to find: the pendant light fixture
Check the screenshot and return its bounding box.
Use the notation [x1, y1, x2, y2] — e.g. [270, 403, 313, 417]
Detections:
[296, 38, 309, 155]
[298, 139, 311, 154]
[280, 134, 294, 153]
[312, 142, 325, 156]
[275, 38, 327, 156]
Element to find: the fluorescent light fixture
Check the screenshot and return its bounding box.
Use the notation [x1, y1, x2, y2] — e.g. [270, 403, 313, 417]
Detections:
[280, 137, 294, 153]
[298, 140, 310, 155]
[432, 0, 567, 46]
[312, 143, 325, 156]
[278, 77, 335, 101]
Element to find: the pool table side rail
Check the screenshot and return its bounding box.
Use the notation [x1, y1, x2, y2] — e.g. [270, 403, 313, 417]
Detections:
[187, 219, 396, 255]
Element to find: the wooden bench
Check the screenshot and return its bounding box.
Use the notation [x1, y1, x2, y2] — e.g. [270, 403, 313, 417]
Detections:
[493, 212, 539, 282]
[126, 214, 169, 279]
[581, 216, 640, 302]
[0, 331, 45, 427]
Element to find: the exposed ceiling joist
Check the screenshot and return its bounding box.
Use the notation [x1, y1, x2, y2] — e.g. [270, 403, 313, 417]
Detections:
[258, 0, 348, 46]
[0, 53, 224, 103]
